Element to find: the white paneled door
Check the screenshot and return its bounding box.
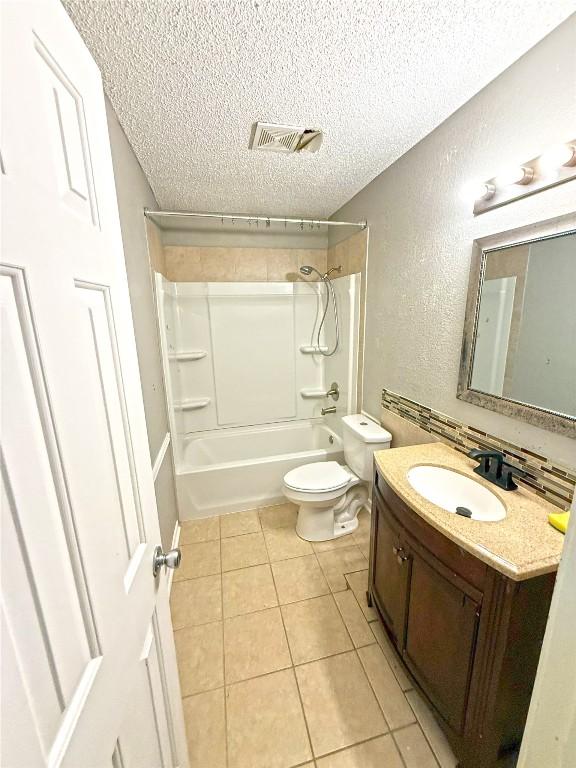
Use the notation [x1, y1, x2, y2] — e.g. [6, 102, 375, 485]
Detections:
[1, 2, 188, 767]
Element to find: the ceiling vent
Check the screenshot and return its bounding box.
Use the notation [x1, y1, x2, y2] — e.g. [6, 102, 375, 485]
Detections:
[250, 122, 323, 154]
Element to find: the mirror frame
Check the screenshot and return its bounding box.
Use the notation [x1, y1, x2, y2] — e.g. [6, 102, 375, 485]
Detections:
[457, 213, 576, 438]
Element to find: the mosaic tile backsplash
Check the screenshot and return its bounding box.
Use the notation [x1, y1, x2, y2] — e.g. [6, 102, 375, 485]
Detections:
[382, 389, 575, 511]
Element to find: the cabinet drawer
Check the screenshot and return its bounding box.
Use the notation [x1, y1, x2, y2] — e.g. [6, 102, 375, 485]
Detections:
[375, 472, 487, 592]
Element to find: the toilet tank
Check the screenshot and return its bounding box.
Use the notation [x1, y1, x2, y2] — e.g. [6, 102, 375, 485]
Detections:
[342, 414, 392, 480]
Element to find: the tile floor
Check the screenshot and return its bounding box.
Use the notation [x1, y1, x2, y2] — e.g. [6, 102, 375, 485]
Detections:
[171, 503, 459, 768]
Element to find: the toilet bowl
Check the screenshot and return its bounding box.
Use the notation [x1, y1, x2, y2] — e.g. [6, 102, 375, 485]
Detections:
[283, 414, 392, 542]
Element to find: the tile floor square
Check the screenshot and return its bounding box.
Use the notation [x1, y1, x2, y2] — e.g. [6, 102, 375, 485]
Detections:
[282, 594, 353, 665]
[182, 688, 226, 768]
[226, 669, 312, 768]
[316, 734, 404, 768]
[258, 502, 298, 529]
[271, 554, 330, 604]
[221, 531, 268, 571]
[316, 545, 368, 591]
[174, 621, 223, 696]
[393, 723, 439, 768]
[222, 564, 278, 618]
[221, 509, 261, 538]
[224, 607, 291, 683]
[333, 589, 375, 648]
[345, 569, 378, 621]
[170, 574, 222, 629]
[406, 690, 458, 768]
[312, 534, 357, 553]
[264, 526, 314, 561]
[295, 650, 387, 757]
[180, 516, 220, 545]
[175, 540, 221, 581]
[370, 620, 413, 691]
[358, 644, 415, 730]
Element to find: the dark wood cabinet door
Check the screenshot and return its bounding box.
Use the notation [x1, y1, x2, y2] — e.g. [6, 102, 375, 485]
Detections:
[403, 552, 480, 734]
[372, 497, 411, 649]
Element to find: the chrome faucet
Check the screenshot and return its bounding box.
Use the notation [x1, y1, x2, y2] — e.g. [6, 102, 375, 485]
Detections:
[326, 382, 340, 401]
[321, 406, 337, 416]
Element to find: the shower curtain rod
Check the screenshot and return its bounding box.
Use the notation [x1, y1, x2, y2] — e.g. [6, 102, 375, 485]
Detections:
[144, 208, 367, 229]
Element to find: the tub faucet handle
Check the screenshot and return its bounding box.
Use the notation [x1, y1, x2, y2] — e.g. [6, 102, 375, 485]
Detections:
[326, 382, 340, 401]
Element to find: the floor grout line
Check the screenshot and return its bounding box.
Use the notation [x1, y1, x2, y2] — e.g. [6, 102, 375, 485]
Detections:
[176, 581, 371, 628]
[264, 521, 316, 764]
[217, 520, 228, 768]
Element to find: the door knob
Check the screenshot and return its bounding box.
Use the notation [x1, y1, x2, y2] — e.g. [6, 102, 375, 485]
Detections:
[153, 546, 181, 577]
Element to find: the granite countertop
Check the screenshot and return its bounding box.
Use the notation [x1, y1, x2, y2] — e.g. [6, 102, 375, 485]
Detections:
[373, 442, 565, 581]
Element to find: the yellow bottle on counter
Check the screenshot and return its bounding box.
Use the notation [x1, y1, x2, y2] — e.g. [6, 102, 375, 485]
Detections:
[548, 511, 570, 534]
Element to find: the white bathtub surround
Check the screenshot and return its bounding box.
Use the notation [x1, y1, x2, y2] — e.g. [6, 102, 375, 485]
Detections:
[155, 274, 360, 519]
[176, 420, 343, 520]
[156, 276, 359, 439]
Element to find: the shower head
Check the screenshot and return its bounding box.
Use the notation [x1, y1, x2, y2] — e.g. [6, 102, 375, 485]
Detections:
[300, 265, 342, 280]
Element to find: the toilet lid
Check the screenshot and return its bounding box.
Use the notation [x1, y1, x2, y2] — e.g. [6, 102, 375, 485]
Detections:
[284, 462, 352, 492]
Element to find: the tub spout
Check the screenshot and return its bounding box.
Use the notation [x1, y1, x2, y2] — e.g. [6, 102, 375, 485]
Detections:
[321, 406, 337, 416]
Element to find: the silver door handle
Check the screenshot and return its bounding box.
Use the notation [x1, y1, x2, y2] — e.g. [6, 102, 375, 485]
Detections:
[153, 546, 181, 577]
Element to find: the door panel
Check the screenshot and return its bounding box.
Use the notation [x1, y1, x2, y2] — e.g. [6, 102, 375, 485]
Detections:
[34, 33, 99, 225]
[404, 553, 480, 733]
[1, 268, 93, 710]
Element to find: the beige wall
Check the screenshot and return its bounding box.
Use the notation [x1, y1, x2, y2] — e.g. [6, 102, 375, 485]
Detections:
[331, 17, 576, 467]
[162, 246, 327, 282]
[327, 229, 367, 277]
[106, 98, 178, 550]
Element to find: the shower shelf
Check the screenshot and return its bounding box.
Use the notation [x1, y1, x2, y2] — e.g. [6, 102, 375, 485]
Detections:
[174, 398, 211, 411]
[300, 389, 327, 399]
[168, 350, 207, 361]
[299, 345, 328, 354]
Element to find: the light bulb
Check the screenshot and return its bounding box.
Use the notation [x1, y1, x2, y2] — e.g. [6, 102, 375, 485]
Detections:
[495, 166, 534, 187]
[461, 180, 495, 203]
[539, 143, 576, 172]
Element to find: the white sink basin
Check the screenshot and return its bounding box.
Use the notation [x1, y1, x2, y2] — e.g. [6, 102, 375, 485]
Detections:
[407, 465, 506, 522]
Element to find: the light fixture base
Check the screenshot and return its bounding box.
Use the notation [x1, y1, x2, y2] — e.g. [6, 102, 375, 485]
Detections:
[473, 138, 576, 215]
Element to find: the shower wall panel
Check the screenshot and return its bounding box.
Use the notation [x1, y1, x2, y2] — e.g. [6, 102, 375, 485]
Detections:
[209, 285, 296, 426]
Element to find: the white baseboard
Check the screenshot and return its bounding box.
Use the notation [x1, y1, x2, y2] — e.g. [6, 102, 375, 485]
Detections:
[152, 432, 171, 482]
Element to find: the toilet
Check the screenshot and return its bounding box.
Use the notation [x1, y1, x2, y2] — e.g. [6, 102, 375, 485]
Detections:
[283, 414, 392, 542]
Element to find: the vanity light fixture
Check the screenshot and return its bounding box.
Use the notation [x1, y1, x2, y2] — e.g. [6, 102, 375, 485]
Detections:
[495, 165, 534, 187]
[464, 181, 496, 202]
[539, 143, 576, 172]
[470, 137, 576, 215]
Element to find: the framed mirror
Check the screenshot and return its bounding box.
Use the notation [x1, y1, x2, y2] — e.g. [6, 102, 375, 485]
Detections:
[458, 215, 576, 437]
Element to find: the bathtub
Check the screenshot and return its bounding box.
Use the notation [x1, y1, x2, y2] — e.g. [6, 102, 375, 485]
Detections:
[175, 420, 343, 519]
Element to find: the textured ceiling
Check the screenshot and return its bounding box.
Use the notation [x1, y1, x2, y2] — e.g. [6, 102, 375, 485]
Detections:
[64, 0, 575, 217]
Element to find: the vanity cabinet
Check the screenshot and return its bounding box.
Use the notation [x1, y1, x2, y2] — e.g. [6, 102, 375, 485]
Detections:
[369, 470, 556, 768]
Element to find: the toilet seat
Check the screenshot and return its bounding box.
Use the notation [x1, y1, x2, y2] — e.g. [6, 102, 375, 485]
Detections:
[284, 461, 352, 493]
